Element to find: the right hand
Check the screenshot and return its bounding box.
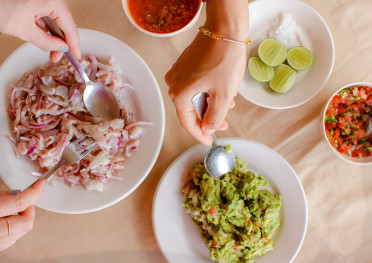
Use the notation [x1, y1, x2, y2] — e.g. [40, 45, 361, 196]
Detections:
[0, 0, 80, 62]
[0, 180, 45, 251]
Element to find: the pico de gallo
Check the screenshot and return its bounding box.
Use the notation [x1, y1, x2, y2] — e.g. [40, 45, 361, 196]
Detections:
[127, 0, 201, 34]
[324, 85, 372, 158]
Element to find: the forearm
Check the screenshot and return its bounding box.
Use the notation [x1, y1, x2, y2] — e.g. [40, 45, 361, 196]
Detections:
[204, 0, 249, 39]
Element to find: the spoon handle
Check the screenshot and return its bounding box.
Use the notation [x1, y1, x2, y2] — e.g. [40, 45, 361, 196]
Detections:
[192, 92, 218, 147]
[41, 17, 90, 84]
[192, 92, 208, 121]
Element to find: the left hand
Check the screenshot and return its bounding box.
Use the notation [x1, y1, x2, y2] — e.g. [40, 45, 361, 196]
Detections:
[165, 33, 247, 145]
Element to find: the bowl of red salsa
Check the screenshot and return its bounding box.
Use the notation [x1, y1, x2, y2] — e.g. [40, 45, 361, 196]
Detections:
[322, 82, 372, 165]
[122, 0, 203, 37]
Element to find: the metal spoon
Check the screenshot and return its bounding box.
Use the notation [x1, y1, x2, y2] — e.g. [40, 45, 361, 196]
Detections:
[41, 17, 120, 121]
[192, 92, 235, 178]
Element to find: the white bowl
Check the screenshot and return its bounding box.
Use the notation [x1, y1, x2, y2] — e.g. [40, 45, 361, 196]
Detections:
[0, 29, 165, 214]
[239, 0, 335, 109]
[121, 0, 203, 37]
[321, 82, 372, 165]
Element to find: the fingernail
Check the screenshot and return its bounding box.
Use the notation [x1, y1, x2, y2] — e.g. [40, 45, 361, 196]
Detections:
[58, 46, 69, 53]
[10, 190, 21, 195]
[203, 128, 215, 135]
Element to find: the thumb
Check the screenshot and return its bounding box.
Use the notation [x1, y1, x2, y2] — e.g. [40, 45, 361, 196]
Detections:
[201, 95, 230, 134]
[0, 180, 45, 217]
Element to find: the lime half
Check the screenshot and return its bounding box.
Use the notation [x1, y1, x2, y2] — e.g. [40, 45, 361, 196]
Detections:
[269, 64, 297, 93]
[248, 57, 274, 82]
[258, 39, 287, 67]
[287, 46, 313, 71]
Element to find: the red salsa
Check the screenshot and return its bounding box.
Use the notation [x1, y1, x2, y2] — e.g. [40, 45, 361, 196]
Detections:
[325, 85, 372, 158]
[127, 0, 201, 34]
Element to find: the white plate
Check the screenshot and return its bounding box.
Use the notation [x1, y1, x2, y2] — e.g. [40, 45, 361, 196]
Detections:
[0, 29, 165, 214]
[239, 0, 334, 109]
[153, 138, 307, 263]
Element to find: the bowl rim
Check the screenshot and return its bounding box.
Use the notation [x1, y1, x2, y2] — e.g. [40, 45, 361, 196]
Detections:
[121, 0, 204, 37]
[322, 81, 372, 165]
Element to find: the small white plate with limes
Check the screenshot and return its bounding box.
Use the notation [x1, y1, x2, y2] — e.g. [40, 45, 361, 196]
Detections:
[239, 0, 334, 109]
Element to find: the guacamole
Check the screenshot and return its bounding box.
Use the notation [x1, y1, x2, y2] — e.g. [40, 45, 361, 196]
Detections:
[182, 158, 282, 263]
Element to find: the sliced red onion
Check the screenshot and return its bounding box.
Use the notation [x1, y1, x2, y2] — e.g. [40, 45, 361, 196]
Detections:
[27, 141, 37, 154]
[121, 82, 135, 90]
[38, 75, 47, 85]
[7, 110, 15, 121]
[52, 77, 69, 86]
[108, 176, 122, 181]
[69, 87, 79, 102]
[31, 171, 43, 177]
[66, 111, 81, 121]
[10, 86, 36, 111]
[48, 96, 69, 107]
[117, 136, 122, 147]
[25, 117, 56, 129]
[124, 121, 152, 131]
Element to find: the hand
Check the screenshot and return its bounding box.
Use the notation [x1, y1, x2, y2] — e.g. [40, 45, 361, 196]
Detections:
[0, 0, 80, 62]
[0, 180, 45, 251]
[166, 34, 247, 145]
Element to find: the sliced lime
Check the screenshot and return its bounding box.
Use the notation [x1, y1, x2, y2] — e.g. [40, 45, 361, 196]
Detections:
[287, 46, 313, 71]
[258, 39, 287, 67]
[248, 57, 274, 82]
[269, 64, 297, 93]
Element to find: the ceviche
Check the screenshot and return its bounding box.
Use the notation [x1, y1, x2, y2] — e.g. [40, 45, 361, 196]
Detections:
[324, 85, 372, 158]
[7, 55, 151, 191]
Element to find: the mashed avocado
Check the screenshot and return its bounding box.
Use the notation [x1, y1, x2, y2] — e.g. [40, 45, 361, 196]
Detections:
[224, 145, 233, 153]
[182, 158, 281, 263]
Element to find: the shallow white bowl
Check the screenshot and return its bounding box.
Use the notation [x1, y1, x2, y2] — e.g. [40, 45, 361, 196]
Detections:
[0, 29, 165, 214]
[321, 82, 372, 165]
[153, 138, 308, 263]
[239, 0, 335, 109]
[121, 0, 203, 37]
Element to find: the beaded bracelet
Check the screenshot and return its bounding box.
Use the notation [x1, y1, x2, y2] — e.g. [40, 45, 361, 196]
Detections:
[199, 26, 251, 46]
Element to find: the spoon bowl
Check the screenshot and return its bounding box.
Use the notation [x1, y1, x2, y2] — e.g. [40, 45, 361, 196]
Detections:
[83, 81, 120, 120]
[192, 92, 235, 178]
[42, 17, 120, 121]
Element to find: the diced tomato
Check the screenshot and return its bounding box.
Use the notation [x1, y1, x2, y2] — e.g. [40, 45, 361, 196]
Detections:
[208, 206, 219, 217]
[338, 143, 348, 153]
[262, 238, 269, 243]
[338, 106, 346, 115]
[211, 240, 217, 248]
[328, 107, 337, 115]
[332, 95, 342, 104]
[333, 129, 340, 138]
[354, 129, 366, 140]
[234, 247, 242, 251]
[325, 122, 337, 130]
[338, 117, 347, 129]
[189, 172, 196, 178]
[234, 238, 239, 245]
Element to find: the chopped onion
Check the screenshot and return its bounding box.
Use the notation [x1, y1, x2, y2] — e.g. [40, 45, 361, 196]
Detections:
[52, 77, 69, 86]
[124, 121, 152, 131]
